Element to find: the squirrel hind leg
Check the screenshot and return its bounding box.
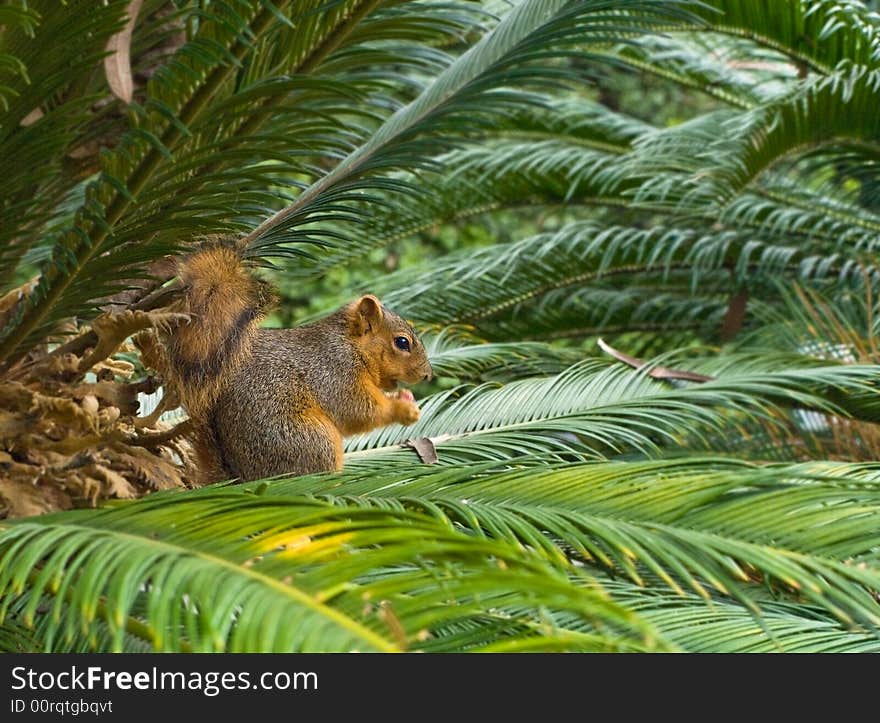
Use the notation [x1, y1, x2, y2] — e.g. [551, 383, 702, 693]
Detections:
[296, 408, 344, 474]
[214, 403, 343, 481]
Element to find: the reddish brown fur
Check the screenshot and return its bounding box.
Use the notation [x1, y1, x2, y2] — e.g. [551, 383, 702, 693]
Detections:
[166, 244, 274, 418]
[177, 246, 256, 360]
[155, 247, 432, 484]
[301, 406, 344, 471]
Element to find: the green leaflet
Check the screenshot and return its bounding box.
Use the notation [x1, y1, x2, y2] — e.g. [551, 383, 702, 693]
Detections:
[0, 498, 665, 652]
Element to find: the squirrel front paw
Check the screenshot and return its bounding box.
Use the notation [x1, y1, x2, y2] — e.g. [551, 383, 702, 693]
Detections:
[392, 390, 420, 425]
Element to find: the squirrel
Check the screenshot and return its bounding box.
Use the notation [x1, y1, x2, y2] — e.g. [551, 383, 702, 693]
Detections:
[138, 243, 432, 483]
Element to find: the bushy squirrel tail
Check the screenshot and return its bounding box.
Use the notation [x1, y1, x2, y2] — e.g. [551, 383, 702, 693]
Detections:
[161, 243, 275, 417]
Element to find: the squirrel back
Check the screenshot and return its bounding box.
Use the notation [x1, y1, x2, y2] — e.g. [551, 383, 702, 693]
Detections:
[147, 243, 432, 483]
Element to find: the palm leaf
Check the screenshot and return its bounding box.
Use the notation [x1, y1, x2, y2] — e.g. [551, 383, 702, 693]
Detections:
[0, 494, 665, 652]
[681, 0, 880, 73]
[569, 579, 880, 652]
[342, 355, 880, 466]
[257, 456, 880, 630]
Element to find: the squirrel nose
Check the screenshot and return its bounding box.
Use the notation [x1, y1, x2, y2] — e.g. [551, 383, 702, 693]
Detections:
[423, 364, 433, 382]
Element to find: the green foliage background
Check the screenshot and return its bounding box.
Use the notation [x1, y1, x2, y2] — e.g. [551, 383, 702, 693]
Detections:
[2, 0, 880, 652]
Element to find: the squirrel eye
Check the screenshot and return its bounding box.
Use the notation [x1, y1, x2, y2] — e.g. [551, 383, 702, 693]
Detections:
[394, 336, 410, 352]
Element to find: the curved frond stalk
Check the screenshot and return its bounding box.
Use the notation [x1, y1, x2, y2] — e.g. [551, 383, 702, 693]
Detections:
[308, 160, 879, 309]
[3, 0, 473, 362]
[374, 222, 722, 325]
[0, 0, 697, 364]
[111, 0, 490, 257]
[239, 0, 695, 253]
[719, 186, 880, 265]
[298, 98, 650, 275]
[483, 284, 729, 342]
[595, 34, 781, 109]
[369, 219, 859, 342]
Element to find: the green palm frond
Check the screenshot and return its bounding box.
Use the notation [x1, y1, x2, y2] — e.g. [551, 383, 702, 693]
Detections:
[294, 97, 646, 276]
[343, 355, 880, 464]
[0, 0, 132, 290]
[0, 494, 666, 652]
[720, 180, 880, 261]
[0, 0, 699, 365]
[373, 222, 734, 336]
[0, 613, 40, 653]
[569, 580, 880, 652]
[5, 0, 880, 654]
[594, 34, 779, 110]
[225, 456, 880, 634]
[483, 284, 729, 342]
[303, 108, 880, 318]
[682, 0, 880, 73]
[2, 0, 283, 357]
[239, 0, 695, 253]
[6, 454, 880, 652]
[690, 279, 880, 462]
[0, 0, 488, 358]
[367, 215, 876, 345]
[618, 66, 880, 215]
[743, 279, 879, 358]
[426, 335, 586, 382]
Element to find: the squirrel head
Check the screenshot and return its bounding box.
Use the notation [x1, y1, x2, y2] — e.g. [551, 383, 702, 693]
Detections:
[347, 295, 433, 390]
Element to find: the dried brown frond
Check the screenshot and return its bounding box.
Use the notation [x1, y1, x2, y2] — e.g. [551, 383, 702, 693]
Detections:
[0, 313, 198, 519]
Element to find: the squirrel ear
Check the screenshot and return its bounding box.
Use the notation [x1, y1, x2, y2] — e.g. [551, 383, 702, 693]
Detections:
[353, 294, 383, 334]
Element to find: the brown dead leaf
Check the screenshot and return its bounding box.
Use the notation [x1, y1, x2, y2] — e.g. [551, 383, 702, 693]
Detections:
[74, 381, 139, 415]
[597, 339, 714, 383]
[32, 434, 108, 456]
[104, 0, 143, 104]
[0, 477, 72, 518]
[76, 473, 103, 506]
[20, 108, 44, 126]
[31, 391, 96, 431]
[1, 308, 196, 518]
[87, 464, 137, 499]
[80, 394, 100, 419]
[0, 382, 34, 408]
[0, 410, 31, 444]
[81, 309, 189, 372]
[111, 444, 187, 490]
[404, 437, 439, 464]
[132, 330, 167, 376]
[93, 358, 136, 378]
[134, 419, 191, 448]
[98, 406, 121, 428]
[0, 277, 38, 318]
[40, 352, 81, 380]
